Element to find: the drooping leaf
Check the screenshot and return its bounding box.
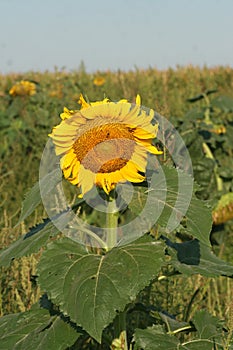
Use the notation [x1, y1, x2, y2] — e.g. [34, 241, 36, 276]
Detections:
[16, 168, 62, 225]
[0, 306, 81, 350]
[126, 166, 212, 246]
[165, 237, 233, 277]
[186, 90, 218, 103]
[0, 219, 59, 267]
[37, 236, 165, 342]
[0, 194, 86, 267]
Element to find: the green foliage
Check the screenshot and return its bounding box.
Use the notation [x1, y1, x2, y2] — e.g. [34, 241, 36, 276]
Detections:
[1, 67, 233, 349]
[166, 238, 233, 277]
[0, 219, 59, 267]
[134, 310, 228, 350]
[0, 304, 81, 349]
[134, 326, 180, 350]
[38, 236, 165, 342]
[127, 166, 212, 246]
[212, 95, 233, 112]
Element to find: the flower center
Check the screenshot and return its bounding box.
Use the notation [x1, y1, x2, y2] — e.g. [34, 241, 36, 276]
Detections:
[73, 123, 135, 173]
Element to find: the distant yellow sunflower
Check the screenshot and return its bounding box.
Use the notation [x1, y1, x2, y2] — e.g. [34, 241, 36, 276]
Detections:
[9, 80, 36, 96]
[93, 76, 105, 86]
[49, 94, 162, 196]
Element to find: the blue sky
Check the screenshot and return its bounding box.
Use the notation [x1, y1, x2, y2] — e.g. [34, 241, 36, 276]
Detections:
[0, 0, 233, 73]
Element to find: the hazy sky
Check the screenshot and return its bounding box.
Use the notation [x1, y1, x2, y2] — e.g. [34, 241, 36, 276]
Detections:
[1, 0, 233, 74]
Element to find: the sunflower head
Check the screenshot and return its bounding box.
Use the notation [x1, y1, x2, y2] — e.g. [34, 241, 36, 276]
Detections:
[49, 94, 162, 197]
[9, 80, 36, 96]
[93, 76, 105, 86]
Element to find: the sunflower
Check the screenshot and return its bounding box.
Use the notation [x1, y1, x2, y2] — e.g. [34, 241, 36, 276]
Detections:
[9, 80, 36, 96]
[49, 94, 162, 196]
[93, 76, 105, 86]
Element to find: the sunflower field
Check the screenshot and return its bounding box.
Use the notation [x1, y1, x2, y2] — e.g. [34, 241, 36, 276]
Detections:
[0, 65, 233, 349]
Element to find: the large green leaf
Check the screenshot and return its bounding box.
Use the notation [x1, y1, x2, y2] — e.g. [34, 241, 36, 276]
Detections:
[16, 169, 61, 225]
[192, 310, 222, 340]
[165, 237, 233, 277]
[0, 219, 59, 267]
[134, 326, 180, 350]
[134, 311, 224, 350]
[0, 306, 81, 350]
[126, 166, 212, 246]
[212, 95, 233, 112]
[182, 310, 224, 350]
[37, 236, 165, 342]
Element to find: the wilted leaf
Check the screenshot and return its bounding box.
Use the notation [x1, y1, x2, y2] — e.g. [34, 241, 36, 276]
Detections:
[187, 90, 218, 103]
[38, 236, 165, 342]
[0, 219, 59, 267]
[165, 237, 233, 277]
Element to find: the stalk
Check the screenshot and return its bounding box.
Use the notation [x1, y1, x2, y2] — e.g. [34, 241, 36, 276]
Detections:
[106, 195, 128, 349]
[106, 196, 118, 249]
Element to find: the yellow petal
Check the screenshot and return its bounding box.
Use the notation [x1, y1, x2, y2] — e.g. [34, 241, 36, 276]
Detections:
[120, 162, 145, 182]
[60, 107, 75, 120]
[136, 94, 141, 105]
[78, 94, 90, 109]
[78, 165, 95, 195]
[60, 150, 76, 169]
[133, 128, 156, 139]
[49, 94, 162, 196]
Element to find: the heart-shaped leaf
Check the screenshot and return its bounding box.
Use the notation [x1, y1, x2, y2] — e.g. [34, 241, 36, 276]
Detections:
[38, 236, 165, 342]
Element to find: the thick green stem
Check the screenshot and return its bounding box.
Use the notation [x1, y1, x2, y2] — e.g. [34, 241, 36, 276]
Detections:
[106, 198, 118, 250]
[106, 197, 128, 349]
